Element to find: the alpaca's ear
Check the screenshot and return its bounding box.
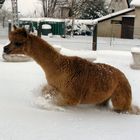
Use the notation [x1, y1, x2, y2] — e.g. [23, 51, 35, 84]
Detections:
[13, 25, 17, 30]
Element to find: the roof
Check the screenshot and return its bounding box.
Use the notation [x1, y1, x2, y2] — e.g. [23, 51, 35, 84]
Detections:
[65, 8, 135, 26]
[94, 8, 135, 23]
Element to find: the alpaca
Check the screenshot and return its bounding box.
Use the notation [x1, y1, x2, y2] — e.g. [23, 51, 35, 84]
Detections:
[3, 26, 133, 113]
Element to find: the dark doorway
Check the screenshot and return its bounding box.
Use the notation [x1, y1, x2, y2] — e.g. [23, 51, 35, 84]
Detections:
[121, 16, 135, 39]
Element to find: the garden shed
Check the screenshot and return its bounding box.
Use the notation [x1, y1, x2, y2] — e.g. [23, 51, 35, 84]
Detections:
[130, 0, 140, 38]
[95, 8, 135, 39]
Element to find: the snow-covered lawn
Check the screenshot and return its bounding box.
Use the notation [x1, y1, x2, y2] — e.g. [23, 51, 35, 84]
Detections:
[0, 36, 140, 140]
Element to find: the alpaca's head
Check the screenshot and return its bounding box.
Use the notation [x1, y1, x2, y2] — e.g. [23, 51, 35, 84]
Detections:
[3, 25, 29, 55]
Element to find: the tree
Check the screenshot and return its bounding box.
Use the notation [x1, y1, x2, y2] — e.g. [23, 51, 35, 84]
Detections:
[72, 0, 108, 19]
[39, 0, 69, 17]
[0, 0, 5, 9]
[82, 0, 108, 19]
[39, 0, 58, 17]
[0, 8, 12, 27]
[68, 0, 84, 18]
[39, 0, 108, 19]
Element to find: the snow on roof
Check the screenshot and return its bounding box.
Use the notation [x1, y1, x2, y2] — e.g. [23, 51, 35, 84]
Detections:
[122, 15, 136, 18]
[94, 8, 135, 23]
[19, 18, 65, 23]
[130, 0, 140, 7]
[66, 8, 135, 26]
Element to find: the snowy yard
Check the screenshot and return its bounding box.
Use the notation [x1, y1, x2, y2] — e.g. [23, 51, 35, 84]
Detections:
[0, 34, 140, 140]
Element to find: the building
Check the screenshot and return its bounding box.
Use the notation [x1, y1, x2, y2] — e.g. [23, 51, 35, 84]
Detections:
[130, 0, 140, 38]
[108, 0, 130, 13]
[96, 8, 135, 38]
[96, 0, 140, 39]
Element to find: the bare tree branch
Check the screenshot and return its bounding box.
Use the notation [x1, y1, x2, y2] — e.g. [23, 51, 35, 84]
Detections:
[39, 0, 58, 17]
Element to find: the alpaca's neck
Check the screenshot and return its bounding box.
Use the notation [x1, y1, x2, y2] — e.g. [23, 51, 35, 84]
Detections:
[26, 35, 61, 78]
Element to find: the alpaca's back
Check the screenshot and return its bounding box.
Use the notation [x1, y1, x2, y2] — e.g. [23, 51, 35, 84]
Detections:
[55, 55, 131, 109]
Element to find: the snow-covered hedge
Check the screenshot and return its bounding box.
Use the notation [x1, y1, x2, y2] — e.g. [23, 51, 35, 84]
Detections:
[65, 21, 92, 36]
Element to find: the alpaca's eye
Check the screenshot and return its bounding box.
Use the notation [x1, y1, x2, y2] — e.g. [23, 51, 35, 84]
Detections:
[14, 42, 23, 47]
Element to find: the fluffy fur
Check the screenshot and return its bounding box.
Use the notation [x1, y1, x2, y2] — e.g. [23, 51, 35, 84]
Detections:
[3, 26, 133, 113]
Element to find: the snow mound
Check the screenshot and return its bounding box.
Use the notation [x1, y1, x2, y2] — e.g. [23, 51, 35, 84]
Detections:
[131, 47, 140, 53]
[2, 53, 32, 62]
[34, 96, 65, 111]
[42, 24, 52, 29]
[52, 44, 62, 52]
[61, 48, 97, 62]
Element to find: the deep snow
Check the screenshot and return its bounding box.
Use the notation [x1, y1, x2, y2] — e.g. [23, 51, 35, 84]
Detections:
[0, 33, 140, 140]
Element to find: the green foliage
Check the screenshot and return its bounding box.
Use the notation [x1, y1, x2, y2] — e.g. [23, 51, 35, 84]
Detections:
[74, 0, 109, 19]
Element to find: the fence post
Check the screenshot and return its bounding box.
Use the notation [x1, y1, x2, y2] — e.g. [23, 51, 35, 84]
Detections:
[92, 23, 98, 51]
[37, 22, 42, 37]
[8, 20, 12, 34]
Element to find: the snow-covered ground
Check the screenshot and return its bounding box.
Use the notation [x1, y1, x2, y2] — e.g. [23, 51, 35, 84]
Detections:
[1, 27, 140, 140]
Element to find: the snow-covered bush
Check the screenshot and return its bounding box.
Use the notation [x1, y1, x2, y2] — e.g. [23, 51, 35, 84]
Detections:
[65, 21, 92, 36]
